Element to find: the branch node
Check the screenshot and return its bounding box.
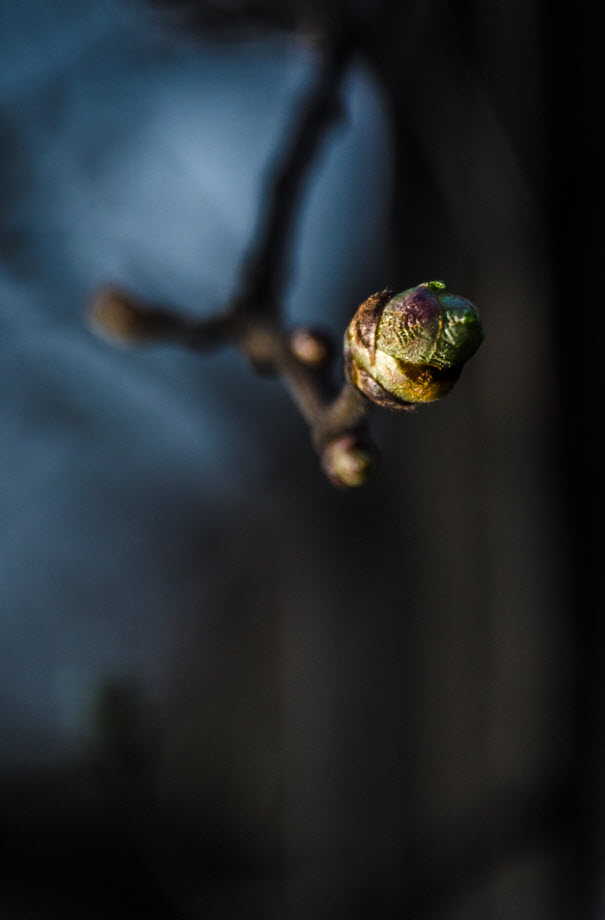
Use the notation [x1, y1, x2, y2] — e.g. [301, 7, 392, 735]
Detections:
[321, 434, 378, 489]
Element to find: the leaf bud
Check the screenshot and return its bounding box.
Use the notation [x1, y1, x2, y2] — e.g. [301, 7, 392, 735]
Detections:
[89, 287, 178, 345]
[289, 326, 333, 367]
[344, 282, 484, 408]
[321, 434, 377, 488]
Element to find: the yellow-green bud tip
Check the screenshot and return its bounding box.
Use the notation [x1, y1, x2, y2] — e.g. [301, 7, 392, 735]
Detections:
[426, 280, 447, 291]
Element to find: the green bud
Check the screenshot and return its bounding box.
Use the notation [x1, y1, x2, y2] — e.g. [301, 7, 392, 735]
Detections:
[344, 282, 483, 408]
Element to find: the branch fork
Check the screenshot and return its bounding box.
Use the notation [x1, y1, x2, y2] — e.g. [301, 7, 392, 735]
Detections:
[90, 284, 374, 487]
[88, 36, 482, 488]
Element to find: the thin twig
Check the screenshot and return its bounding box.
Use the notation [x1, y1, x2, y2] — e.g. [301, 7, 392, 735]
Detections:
[235, 37, 352, 318]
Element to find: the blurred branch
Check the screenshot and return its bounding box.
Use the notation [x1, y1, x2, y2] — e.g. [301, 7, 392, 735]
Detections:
[91, 36, 376, 488]
[235, 37, 351, 317]
[90, 18, 483, 486]
[145, 0, 302, 35]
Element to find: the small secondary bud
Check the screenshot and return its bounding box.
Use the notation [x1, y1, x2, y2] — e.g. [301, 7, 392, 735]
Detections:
[344, 282, 484, 408]
[289, 327, 333, 366]
[89, 287, 180, 345]
[321, 434, 376, 488]
[89, 287, 152, 343]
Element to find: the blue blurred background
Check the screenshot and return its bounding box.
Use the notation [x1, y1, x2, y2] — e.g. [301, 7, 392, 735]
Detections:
[0, 0, 601, 917]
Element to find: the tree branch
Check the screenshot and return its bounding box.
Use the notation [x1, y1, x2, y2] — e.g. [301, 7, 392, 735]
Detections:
[235, 37, 352, 318]
[90, 36, 376, 488]
[89, 33, 483, 487]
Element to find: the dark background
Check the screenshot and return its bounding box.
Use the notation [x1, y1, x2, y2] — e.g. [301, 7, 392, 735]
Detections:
[0, 1, 602, 917]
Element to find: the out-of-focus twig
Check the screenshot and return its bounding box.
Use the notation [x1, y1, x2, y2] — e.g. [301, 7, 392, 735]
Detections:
[235, 37, 351, 317]
[91, 36, 376, 488]
[90, 23, 484, 486]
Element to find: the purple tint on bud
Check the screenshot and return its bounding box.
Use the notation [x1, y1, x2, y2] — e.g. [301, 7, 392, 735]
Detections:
[397, 285, 441, 326]
[377, 283, 441, 364]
